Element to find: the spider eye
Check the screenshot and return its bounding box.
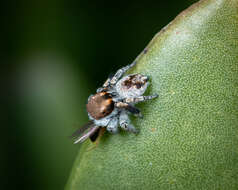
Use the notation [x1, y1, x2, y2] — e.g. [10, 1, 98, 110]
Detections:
[136, 83, 142, 89]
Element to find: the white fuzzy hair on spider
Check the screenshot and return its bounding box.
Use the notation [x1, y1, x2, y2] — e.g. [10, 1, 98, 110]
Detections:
[72, 61, 158, 144]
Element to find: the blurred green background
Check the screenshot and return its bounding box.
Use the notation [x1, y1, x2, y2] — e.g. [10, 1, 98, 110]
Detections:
[2, 0, 196, 189]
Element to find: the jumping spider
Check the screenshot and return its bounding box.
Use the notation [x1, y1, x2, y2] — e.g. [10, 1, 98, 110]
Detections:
[72, 61, 158, 144]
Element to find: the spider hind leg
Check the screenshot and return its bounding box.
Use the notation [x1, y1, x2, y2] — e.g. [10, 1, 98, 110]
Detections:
[89, 127, 101, 142]
[119, 111, 139, 134]
[87, 127, 106, 151]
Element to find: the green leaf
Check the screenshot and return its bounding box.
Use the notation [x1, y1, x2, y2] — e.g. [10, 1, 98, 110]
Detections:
[66, 0, 238, 189]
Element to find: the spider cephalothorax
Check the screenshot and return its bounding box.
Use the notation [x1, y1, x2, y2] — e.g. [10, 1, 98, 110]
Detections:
[72, 61, 158, 144]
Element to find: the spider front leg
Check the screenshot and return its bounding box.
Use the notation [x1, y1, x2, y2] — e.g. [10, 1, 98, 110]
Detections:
[110, 61, 137, 85]
[97, 61, 137, 92]
[104, 61, 137, 87]
[119, 110, 138, 134]
[124, 94, 158, 104]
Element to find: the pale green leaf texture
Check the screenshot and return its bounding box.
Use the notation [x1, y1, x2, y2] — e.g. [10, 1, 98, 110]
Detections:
[66, 0, 238, 189]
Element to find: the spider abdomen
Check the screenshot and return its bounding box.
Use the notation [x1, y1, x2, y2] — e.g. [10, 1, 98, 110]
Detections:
[87, 92, 114, 120]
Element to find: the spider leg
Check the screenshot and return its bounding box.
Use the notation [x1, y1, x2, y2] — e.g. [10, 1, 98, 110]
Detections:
[124, 94, 158, 104]
[97, 73, 114, 93]
[106, 117, 119, 134]
[73, 125, 100, 144]
[119, 110, 138, 134]
[109, 61, 137, 86]
[97, 62, 137, 92]
[115, 102, 143, 118]
[89, 127, 101, 142]
[102, 72, 114, 87]
[87, 127, 106, 151]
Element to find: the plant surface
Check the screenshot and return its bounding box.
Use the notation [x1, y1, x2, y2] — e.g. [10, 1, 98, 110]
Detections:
[66, 0, 238, 189]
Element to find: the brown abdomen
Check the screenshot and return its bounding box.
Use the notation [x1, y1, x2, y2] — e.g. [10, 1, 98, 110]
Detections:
[86, 92, 114, 120]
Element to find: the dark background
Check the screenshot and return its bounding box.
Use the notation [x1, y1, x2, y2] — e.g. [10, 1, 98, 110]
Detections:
[2, 0, 196, 189]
